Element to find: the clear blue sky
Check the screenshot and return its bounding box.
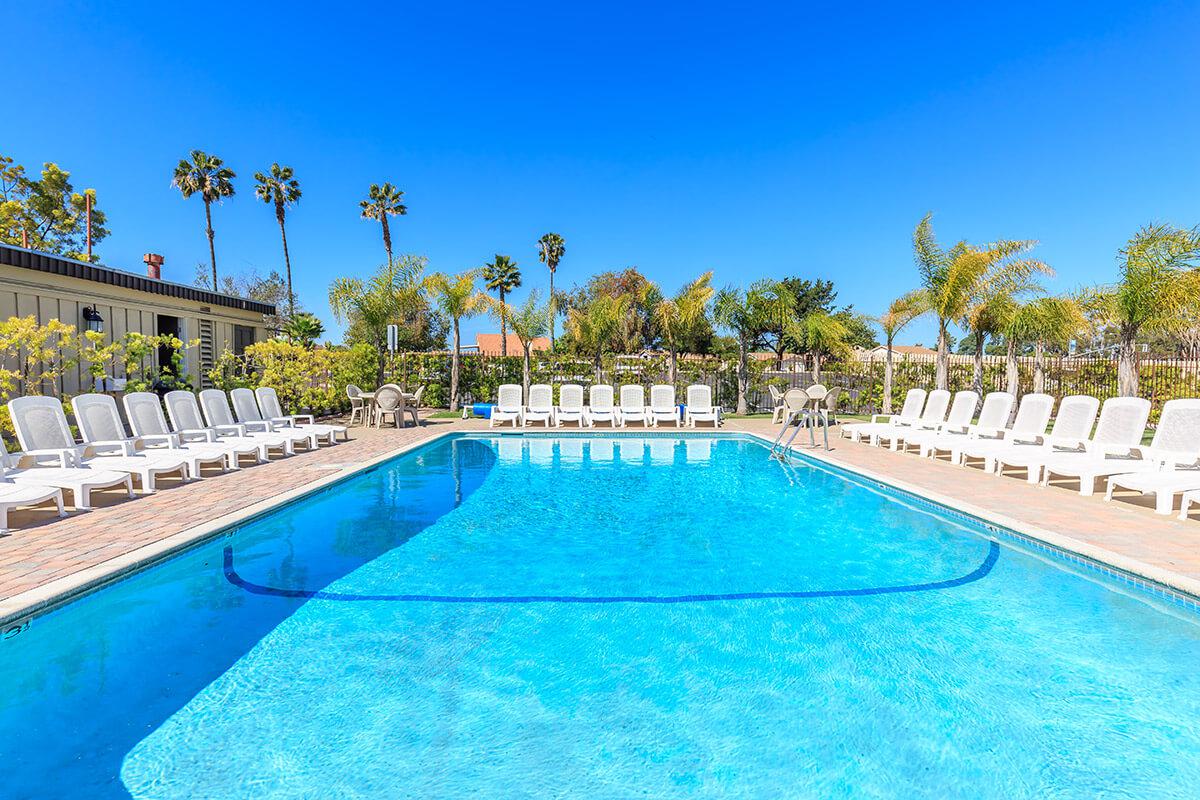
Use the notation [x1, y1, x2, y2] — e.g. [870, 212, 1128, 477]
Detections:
[6, 1, 1199, 347]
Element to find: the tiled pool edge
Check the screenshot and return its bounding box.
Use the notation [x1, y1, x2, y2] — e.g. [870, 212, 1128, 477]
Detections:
[752, 433, 1200, 612]
[0, 428, 460, 630]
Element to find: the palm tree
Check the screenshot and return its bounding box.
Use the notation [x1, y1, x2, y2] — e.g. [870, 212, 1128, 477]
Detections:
[254, 164, 302, 317]
[754, 279, 797, 370]
[481, 255, 522, 355]
[713, 285, 768, 415]
[426, 270, 489, 411]
[537, 233, 566, 347]
[653, 272, 714, 386]
[359, 183, 407, 265]
[496, 290, 550, 395]
[911, 213, 1049, 389]
[787, 311, 851, 384]
[328, 257, 428, 381]
[172, 150, 235, 290]
[1086, 224, 1200, 396]
[1007, 295, 1086, 393]
[281, 313, 325, 347]
[875, 291, 924, 413]
[565, 294, 630, 383]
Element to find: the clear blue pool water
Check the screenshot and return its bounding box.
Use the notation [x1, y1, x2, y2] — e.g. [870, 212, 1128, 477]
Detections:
[2, 433, 1200, 798]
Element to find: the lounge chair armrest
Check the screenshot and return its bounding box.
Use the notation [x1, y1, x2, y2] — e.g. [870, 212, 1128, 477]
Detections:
[138, 432, 181, 449]
[292, 414, 315, 425]
[1134, 447, 1200, 468]
[18, 447, 83, 467]
[241, 420, 274, 433]
[213, 423, 248, 437]
[85, 438, 140, 456]
[967, 425, 1004, 439]
[178, 428, 219, 443]
[270, 416, 298, 428]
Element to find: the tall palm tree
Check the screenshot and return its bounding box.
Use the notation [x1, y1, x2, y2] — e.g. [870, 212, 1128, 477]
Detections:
[787, 311, 851, 384]
[875, 291, 924, 413]
[481, 255, 522, 355]
[713, 285, 771, 415]
[566, 293, 630, 383]
[1085, 223, 1200, 396]
[426, 270, 489, 411]
[911, 213, 1049, 389]
[359, 183, 407, 265]
[172, 150, 235, 290]
[254, 163, 302, 317]
[653, 272, 714, 386]
[537, 233, 566, 347]
[1007, 295, 1086, 393]
[497, 290, 550, 395]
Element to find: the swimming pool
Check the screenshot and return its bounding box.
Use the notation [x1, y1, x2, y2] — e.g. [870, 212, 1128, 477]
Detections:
[2, 433, 1200, 798]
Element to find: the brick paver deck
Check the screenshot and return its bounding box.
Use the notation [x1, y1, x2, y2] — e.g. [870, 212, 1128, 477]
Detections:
[3, 415, 1199, 624]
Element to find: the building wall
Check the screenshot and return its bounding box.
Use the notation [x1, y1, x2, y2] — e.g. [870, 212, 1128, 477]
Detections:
[0, 264, 271, 394]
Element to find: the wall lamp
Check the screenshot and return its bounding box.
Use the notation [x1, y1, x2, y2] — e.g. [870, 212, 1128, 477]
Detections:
[82, 305, 105, 334]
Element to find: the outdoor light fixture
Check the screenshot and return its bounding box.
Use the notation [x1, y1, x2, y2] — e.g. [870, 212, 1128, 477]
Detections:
[82, 305, 105, 334]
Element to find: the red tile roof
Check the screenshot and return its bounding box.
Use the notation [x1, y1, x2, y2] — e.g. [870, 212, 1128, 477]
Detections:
[475, 333, 551, 355]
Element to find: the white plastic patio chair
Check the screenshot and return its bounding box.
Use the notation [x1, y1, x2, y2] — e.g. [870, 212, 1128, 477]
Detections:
[125, 391, 254, 471]
[11, 395, 187, 494]
[255, 387, 347, 444]
[555, 384, 587, 427]
[684, 384, 721, 428]
[997, 397, 1151, 495]
[230, 388, 314, 450]
[913, 391, 1013, 460]
[524, 384, 555, 427]
[873, 389, 950, 450]
[0, 434, 131, 511]
[769, 385, 788, 424]
[648, 384, 679, 427]
[1104, 399, 1200, 514]
[0, 465, 65, 534]
[842, 388, 927, 442]
[373, 385, 408, 428]
[957, 393, 1058, 472]
[164, 390, 271, 461]
[618, 385, 649, 427]
[586, 385, 617, 427]
[490, 384, 523, 428]
[346, 384, 367, 426]
[197, 390, 296, 457]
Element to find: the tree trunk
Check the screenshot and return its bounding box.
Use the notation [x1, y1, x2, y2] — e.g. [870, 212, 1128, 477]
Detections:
[935, 322, 950, 390]
[499, 288, 507, 357]
[277, 206, 294, 317]
[1117, 325, 1139, 397]
[449, 318, 461, 412]
[1005, 338, 1019, 396]
[1033, 339, 1046, 394]
[522, 345, 531, 397]
[811, 352, 822, 384]
[736, 334, 749, 415]
[381, 216, 393, 266]
[594, 351, 603, 385]
[668, 346, 678, 388]
[549, 268, 555, 349]
[883, 336, 895, 414]
[971, 331, 985, 398]
[204, 198, 217, 290]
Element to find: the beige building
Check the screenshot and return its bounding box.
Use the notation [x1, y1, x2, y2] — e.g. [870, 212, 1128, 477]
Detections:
[0, 244, 274, 393]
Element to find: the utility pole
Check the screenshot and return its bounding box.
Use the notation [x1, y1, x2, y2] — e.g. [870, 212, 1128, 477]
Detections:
[85, 191, 93, 260]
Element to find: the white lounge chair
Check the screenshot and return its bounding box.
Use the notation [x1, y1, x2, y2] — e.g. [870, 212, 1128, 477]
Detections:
[230, 388, 315, 450]
[0, 465, 65, 533]
[1104, 399, 1200, 514]
[197, 390, 295, 457]
[648, 384, 679, 427]
[490, 384, 522, 428]
[10, 395, 187, 494]
[255, 387, 348, 444]
[957, 393, 1059, 472]
[555, 384, 587, 427]
[912, 391, 1013, 459]
[125, 391, 254, 472]
[893, 390, 979, 454]
[524, 384, 555, 427]
[841, 388, 927, 442]
[164, 390, 271, 461]
[997, 397, 1151, 495]
[72, 393, 199, 488]
[0, 433, 131, 511]
[618, 385, 649, 427]
[874, 389, 951, 450]
[684, 384, 721, 427]
[586, 385, 617, 428]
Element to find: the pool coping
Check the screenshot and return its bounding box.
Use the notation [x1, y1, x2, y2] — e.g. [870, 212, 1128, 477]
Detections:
[3, 427, 1199, 628]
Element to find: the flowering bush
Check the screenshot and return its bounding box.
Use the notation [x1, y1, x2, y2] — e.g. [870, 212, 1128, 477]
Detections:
[208, 341, 379, 415]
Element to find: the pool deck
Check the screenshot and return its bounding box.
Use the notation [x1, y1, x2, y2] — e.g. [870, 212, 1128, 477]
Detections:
[1, 415, 1198, 626]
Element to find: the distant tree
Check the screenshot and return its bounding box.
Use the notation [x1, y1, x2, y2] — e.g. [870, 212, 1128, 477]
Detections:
[328, 256, 434, 380]
[0, 155, 109, 261]
[1007, 295, 1086, 393]
[537, 233, 566, 346]
[910, 213, 1048, 389]
[713, 285, 770, 414]
[281, 313, 325, 348]
[496, 290, 550, 394]
[172, 150, 235, 289]
[875, 292, 925, 413]
[565, 268, 659, 353]
[481, 255, 522, 355]
[359, 183, 407, 265]
[1084, 223, 1200, 396]
[787, 311, 852, 383]
[426, 269, 490, 411]
[565, 293, 630, 382]
[254, 164, 302, 317]
[653, 272, 714, 385]
[751, 279, 797, 369]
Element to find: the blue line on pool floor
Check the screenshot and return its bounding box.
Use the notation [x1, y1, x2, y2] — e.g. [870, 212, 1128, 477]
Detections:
[222, 541, 1000, 604]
